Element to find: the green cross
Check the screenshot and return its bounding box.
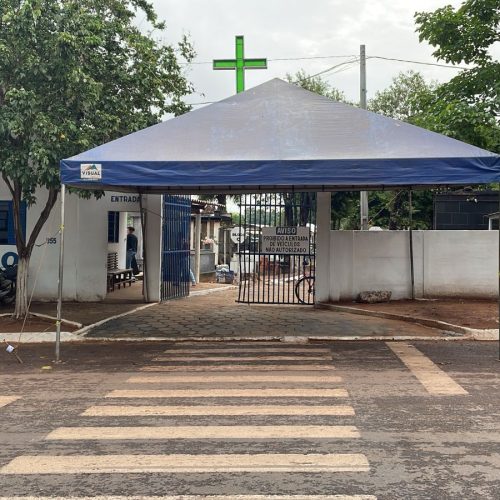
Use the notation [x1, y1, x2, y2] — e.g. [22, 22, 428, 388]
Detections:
[213, 35, 267, 93]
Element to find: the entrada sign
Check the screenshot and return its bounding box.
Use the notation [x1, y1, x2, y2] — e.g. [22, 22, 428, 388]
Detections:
[261, 226, 310, 254]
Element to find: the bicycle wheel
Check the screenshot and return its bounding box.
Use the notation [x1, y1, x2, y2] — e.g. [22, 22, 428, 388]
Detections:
[295, 276, 315, 305]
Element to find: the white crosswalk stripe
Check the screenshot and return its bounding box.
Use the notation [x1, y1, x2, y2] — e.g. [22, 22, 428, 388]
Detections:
[1, 453, 370, 474]
[153, 355, 333, 362]
[140, 364, 335, 372]
[387, 343, 468, 395]
[46, 425, 360, 440]
[105, 388, 349, 398]
[163, 348, 333, 354]
[1, 343, 374, 498]
[82, 404, 356, 416]
[0, 396, 20, 408]
[127, 374, 343, 384]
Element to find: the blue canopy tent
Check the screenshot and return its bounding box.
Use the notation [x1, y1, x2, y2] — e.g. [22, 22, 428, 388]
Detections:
[61, 79, 499, 193]
[56, 78, 499, 359]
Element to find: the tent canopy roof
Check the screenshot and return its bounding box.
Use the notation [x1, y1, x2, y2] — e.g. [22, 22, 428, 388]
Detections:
[61, 78, 499, 193]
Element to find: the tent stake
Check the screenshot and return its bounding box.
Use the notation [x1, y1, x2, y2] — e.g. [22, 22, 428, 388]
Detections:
[55, 184, 66, 362]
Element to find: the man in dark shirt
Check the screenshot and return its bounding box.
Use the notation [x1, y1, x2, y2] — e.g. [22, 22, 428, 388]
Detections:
[126, 226, 138, 271]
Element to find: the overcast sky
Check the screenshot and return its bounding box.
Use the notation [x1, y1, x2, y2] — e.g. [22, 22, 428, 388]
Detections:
[148, 0, 492, 107]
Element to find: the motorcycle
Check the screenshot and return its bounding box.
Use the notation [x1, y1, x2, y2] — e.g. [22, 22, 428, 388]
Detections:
[0, 264, 16, 305]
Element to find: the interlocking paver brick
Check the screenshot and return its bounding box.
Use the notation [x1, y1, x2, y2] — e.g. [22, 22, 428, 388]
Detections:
[85, 289, 451, 340]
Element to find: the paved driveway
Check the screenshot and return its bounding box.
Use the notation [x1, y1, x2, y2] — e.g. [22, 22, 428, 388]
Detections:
[86, 289, 451, 340]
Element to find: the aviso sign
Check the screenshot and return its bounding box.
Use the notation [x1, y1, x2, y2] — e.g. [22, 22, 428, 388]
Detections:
[261, 226, 310, 254]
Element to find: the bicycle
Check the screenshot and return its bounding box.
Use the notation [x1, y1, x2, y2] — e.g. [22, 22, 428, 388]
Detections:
[294, 259, 315, 304]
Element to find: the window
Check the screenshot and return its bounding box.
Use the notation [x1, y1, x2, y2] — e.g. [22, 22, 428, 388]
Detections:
[108, 211, 120, 243]
[0, 201, 26, 245]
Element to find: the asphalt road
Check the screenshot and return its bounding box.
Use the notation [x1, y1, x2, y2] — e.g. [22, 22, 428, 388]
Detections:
[0, 341, 498, 499]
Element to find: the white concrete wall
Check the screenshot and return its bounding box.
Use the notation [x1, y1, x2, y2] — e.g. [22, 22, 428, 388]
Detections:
[423, 231, 498, 297]
[315, 192, 331, 302]
[144, 194, 162, 302]
[329, 230, 498, 301]
[0, 182, 141, 301]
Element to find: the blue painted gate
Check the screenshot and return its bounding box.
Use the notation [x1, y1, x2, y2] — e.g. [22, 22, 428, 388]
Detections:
[161, 195, 191, 301]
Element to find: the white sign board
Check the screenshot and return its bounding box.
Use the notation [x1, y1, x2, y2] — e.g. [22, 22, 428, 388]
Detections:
[230, 226, 247, 244]
[261, 226, 310, 254]
[80, 163, 102, 180]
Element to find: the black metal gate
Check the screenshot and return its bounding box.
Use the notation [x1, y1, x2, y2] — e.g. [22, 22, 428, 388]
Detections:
[237, 193, 316, 305]
[161, 194, 191, 301]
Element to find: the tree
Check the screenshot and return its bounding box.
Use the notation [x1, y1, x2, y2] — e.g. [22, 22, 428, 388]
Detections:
[369, 70, 438, 122]
[414, 0, 499, 152]
[286, 70, 360, 229]
[285, 69, 350, 103]
[0, 0, 194, 317]
[367, 71, 439, 229]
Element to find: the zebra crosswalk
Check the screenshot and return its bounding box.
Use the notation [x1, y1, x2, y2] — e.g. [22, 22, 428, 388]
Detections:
[0, 342, 375, 498]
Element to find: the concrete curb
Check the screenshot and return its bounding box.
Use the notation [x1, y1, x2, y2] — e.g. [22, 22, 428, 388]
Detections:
[2, 334, 479, 344]
[74, 302, 158, 337]
[0, 312, 81, 329]
[3, 331, 77, 343]
[316, 302, 499, 341]
[30, 312, 83, 329]
[189, 285, 238, 297]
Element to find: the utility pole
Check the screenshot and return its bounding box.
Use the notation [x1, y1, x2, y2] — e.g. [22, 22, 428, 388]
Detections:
[359, 44, 369, 230]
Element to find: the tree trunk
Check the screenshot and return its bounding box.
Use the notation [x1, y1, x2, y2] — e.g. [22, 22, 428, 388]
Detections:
[13, 256, 29, 319]
[3, 179, 59, 319]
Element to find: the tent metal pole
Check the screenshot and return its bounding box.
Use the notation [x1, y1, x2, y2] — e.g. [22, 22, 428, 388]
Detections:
[498, 185, 499, 360]
[409, 189, 415, 300]
[194, 212, 201, 283]
[55, 184, 66, 362]
[139, 194, 148, 302]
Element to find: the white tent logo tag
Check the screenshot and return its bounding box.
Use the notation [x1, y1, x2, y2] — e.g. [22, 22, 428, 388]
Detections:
[80, 163, 102, 180]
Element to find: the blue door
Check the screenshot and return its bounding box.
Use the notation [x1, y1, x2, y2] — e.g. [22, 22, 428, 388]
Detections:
[161, 195, 191, 301]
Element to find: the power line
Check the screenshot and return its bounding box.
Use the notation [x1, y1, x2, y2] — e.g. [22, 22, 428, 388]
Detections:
[368, 55, 468, 70]
[183, 54, 467, 70]
[292, 57, 359, 82]
[185, 54, 467, 107]
[184, 54, 357, 65]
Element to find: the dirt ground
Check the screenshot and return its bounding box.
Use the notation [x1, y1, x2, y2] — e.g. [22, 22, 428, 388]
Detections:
[346, 298, 498, 329]
[0, 314, 78, 334]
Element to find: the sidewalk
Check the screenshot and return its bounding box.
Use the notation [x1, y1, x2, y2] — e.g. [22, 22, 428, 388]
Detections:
[83, 288, 463, 341]
[2, 287, 497, 343]
[0, 282, 233, 333]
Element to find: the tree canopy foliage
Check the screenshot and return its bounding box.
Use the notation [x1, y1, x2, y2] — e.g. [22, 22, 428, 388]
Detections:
[369, 70, 438, 122]
[0, 0, 195, 316]
[414, 0, 499, 153]
[285, 69, 349, 103]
